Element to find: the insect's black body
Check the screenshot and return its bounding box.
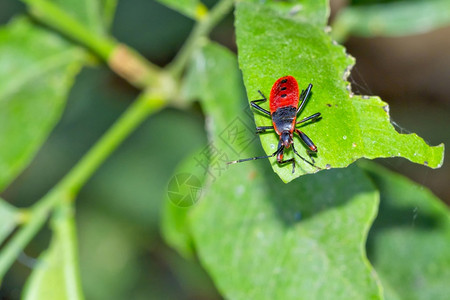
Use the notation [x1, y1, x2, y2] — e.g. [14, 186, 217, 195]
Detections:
[271, 106, 297, 133]
[228, 76, 321, 173]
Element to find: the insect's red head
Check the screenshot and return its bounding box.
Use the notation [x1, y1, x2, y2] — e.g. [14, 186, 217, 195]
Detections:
[280, 131, 293, 148]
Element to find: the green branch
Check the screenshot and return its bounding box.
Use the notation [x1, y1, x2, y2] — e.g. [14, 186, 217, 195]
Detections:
[21, 0, 162, 89]
[168, 0, 235, 78]
[0, 0, 235, 281]
[0, 91, 166, 279]
[60, 92, 166, 196]
[23, 0, 115, 58]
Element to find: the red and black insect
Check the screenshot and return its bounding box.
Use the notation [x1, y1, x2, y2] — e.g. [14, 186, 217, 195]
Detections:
[228, 76, 321, 173]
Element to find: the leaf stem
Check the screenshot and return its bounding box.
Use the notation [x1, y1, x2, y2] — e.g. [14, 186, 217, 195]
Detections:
[23, 0, 114, 59]
[21, 0, 161, 88]
[167, 0, 234, 78]
[60, 92, 166, 196]
[0, 191, 57, 280]
[0, 92, 166, 279]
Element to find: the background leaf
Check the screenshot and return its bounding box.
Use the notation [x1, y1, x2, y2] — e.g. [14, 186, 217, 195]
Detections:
[0, 18, 85, 192]
[0, 199, 19, 245]
[192, 165, 382, 299]
[173, 42, 382, 299]
[23, 202, 83, 300]
[235, 1, 444, 183]
[361, 161, 450, 300]
[332, 0, 450, 42]
[155, 0, 208, 20]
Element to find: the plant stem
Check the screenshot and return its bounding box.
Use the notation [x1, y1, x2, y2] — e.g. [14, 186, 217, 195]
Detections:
[23, 0, 114, 59]
[168, 0, 235, 78]
[0, 92, 166, 279]
[0, 191, 58, 280]
[60, 92, 166, 196]
[21, 0, 161, 88]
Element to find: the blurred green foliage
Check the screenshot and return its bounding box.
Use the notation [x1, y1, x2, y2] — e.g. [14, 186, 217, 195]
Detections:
[0, 0, 448, 299]
[332, 0, 450, 41]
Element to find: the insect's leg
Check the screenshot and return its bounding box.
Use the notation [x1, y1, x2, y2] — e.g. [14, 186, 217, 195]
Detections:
[251, 90, 271, 116]
[296, 112, 321, 124]
[227, 142, 283, 165]
[251, 102, 270, 115]
[299, 89, 306, 101]
[257, 90, 267, 100]
[296, 83, 313, 115]
[295, 129, 319, 164]
[300, 84, 313, 103]
[291, 143, 321, 170]
[276, 146, 296, 173]
[256, 126, 274, 134]
[295, 129, 317, 152]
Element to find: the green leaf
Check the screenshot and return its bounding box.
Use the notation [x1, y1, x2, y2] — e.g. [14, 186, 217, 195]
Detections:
[243, 0, 329, 27]
[0, 18, 85, 192]
[361, 161, 450, 300]
[332, 0, 450, 42]
[191, 164, 382, 299]
[155, 0, 208, 20]
[0, 199, 19, 245]
[23, 202, 84, 300]
[172, 42, 382, 299]
[235, 1, 444, 182]
[47, 0, 118, 35]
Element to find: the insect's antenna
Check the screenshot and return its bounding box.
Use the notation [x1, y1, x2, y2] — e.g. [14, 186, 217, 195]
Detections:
[227, 148, 281, 165]
[291, 144, 321, 170]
